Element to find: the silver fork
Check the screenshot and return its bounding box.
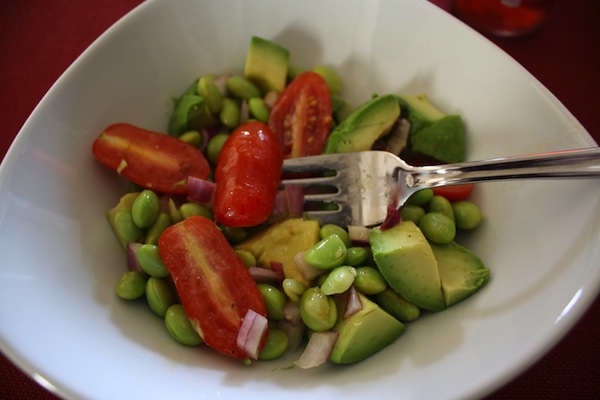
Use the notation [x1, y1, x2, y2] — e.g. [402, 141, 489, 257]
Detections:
[281, 147, 600, 227]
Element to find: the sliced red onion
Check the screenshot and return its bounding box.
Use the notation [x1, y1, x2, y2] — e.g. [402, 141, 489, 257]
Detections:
[385, 118, 411, 156]
[212, 73, 231, 97]
[269, 190, 289, 222]
[187, 176, 215, 205]
[236, 309, 268, 360]
[347, 225, 371, 244]
[264, 91, 278, 108]
[283, 300, 301, 326]
[294, 251, 324, 281]
[270, 262, 285, 281]
[285, 185, 304, 218]
[248, 266, 281, 284]
[294, 331, 339, 369]
[196, 128, 211, 152]
[277, 319, 305, 353]
[343, 286, 363, 319]
[380, 205, 401, 231]
[126, 242, 143, 272]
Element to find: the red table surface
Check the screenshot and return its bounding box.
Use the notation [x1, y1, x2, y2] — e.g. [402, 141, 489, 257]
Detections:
[0, 1, 598, 399]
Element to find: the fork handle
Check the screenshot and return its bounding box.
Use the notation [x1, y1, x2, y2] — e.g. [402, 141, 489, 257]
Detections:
[408, 147, 600, 188]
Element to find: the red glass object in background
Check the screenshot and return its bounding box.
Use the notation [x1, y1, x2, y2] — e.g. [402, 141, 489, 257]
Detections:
[454, 0, 554, 37]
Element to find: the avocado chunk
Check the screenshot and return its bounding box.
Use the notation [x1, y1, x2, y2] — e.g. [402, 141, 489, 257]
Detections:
[329, 292, 405, 364]
[396, 94, 465, 163]
[244, 36, 289, 93]
[430, 241, 490, 307]
[324, 94, 400, 153]
[411, 115, 465, 163]
[168, 93, 217, 136]
[369, 221, 445, 311]
[235, 218, 320, 286]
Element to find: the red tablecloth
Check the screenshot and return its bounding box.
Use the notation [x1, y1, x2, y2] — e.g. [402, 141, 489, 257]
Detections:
[1, 1, 598, 399]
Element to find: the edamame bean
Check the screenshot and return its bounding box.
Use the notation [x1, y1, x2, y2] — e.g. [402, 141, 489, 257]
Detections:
[116, 271, 147, 300]
[137, 244, 169, 278]
[353, 266, 387, 295]
[146, 277, 178, 317]
[304, 234, 347, 270]
[374, 288, 420, 322]
[400, 205, 426, 225]
[179, 203, 213, 220]
[258, 328, 288, 360]
[320, 266, 356, 295]
[429, 195, 455, 221]
[235, 249, 257, 267]
[197, 76, 223, 114]
[132, 189, 160, 228]
[219, 99, 240, 129]
[282, 278, 307, 302]
[320, 224, 352, 247]
[299, 287, 337, 331]
[343, 246, 369, 266]
[257, 284, 286, 321]
[407, 188, 434, 206]
[312, 65, 342, 95]
[178, 130, 203, 148]
[165, 304, 203, 346]
[452, 200, 482, 230]
[145, 213, 172, 245]
[419, 212, 456, 244]
[226, 76, 261, 100]
[219, 224, 247, 244]
[206, 132, 230, 165]
[113, 211, 145, 243]
[248, 97, 270, 122]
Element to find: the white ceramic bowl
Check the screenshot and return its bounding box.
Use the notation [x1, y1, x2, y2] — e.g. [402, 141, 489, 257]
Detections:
[1, 1, 598, 399]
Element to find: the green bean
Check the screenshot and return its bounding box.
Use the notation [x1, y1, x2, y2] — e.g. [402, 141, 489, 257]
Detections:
[145, 213, 172, 245]
[219, 99, 240, 129]
[248, 97, 270, 122]
[226, 76, 262, 100]
[452, 200, 482, 230]
[197, 75, 223, 114]
[320, 266, 356, 295]
[257, 283, 286, 321]
[258, 328, 288, 361]
[116, 271, 147, 300]
[304, 234, 347, 270]
[312, 65, 342, 95]
[419, 212, 456, 244]
[374, 288, 420, 322]
[164, 304, 203, 346]
[400, 204, 426, 225]
[137, 244, 169, 278]
[353, 266, 387, 295]
[131, 189, 159, 228]
[113, 211, 145, 243]
[429, 195, 455, 221]
[179, 203, 213, 220]
[206, 132, 230, 165]
[282, 278, 307, 303]
[146, 277, 178, 317]
[235, 249, 257, 267]
[178, 130, 203, 148]
[299, 287, 337, 331]
[343, 246, 369, 266]
[320, 224, 352, 247]
[406, 188, 434, 206]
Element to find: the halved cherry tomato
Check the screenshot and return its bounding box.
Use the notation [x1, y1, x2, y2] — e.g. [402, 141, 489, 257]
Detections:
[158, 216, 267, 360]
[92, 123, 210, 195]
[432, 184, 475, 201]
[214, 121, 283, 227]
[268, 71, 333, 158]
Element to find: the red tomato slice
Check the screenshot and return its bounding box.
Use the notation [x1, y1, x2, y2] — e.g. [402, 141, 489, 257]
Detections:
[92, 123, 210, 195]
[214, 121, 283, 227]
[269, 71, 333, 158]
[432, 184, 475, 201]
[158, 216, 267, 360]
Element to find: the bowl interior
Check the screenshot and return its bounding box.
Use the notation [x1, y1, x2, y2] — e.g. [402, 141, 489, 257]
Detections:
[0, 1, 598, 399]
